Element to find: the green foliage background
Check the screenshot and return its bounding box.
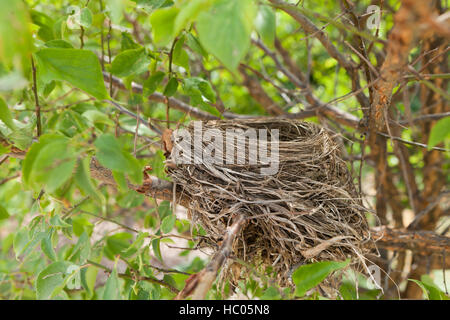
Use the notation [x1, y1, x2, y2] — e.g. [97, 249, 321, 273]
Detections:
[0, 0, 448, 300]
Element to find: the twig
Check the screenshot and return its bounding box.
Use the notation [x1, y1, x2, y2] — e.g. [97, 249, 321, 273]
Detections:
[86, 259, 179, 294]
[99, 0, 105, 70]
[370, 226, 450, 256]
[0, 155, 9, 166]
[0, 173, 20, 185]
[133, 104, 140, 156]
[103, 99, 162, 136]
[376, 131, 449, 152]
[238, 65, 285, 116]
[107, 18, 113, 97]
[80, 26, 85, 48]
[407, 191, 449, 230]
[175, 215, 246, 300]
[31, 57, 42, 137]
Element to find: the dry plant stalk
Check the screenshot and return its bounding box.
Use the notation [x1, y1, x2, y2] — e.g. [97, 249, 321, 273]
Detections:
[166, 119, 374, 286]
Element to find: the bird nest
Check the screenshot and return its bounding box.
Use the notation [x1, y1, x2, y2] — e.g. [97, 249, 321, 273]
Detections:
[165, 118, 373, 285]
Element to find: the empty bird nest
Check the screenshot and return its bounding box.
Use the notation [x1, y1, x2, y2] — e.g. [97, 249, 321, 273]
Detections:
[164, 118, 374, 286]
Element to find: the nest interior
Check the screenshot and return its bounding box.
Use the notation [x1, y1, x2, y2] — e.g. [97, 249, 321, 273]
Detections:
[166, 119, 373, 284]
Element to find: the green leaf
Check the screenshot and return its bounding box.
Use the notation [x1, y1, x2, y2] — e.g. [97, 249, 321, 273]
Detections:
[182, 77, 215, 103]
[121, 32, 141, 51]
[131, 0, 168, 11]
[95, 134, 124, 168]
[151, 238, 163, 262]
[150, 6, 180, 46]
[29, 137, 77, 193]
[110, 48, 151, 77]
[36, 261, 75, 299]
[408, 279, 430, 300]
[1, 233, 13, 255]
[182, 77, 219, 116]
[41, 230, 57, 261]
[69, 232, 91, 264]
[4, 119, 34, 150]
[30, 10, 55, 42]
[121, 232, 149, 258]
[82, 110, 114, 126]
[255, 5, 276, 47]
[103, 263, 122, 300]
[105, 0, 124, 24]
[43, 80, 56, 97]
[112, 170, 128, 191]
[34, 48, 108, 100]
[13, 228, 29, 259]
[411, 276, 450, 300]
[0, 0, 33, 71]
[172, 36, 190, 71]
[94, 134, 143, 185]
[44, 40, 74, 49]
[292, 259, 350, 297]
[49, 215, 72, 228]
[80, 266, 98, 298]
[80, 8, 93, 28]
[160, 214, 176, 234]
[197, 79, 216, 103]
[22, 134, 62, 187]
[428, 117, 450, 149]
[186, 33, 208, 58]
[143, 71, 165, 96]
[197, 0, 255, 71]
[339, 281, 357, 300]
[158, 201, 172, 220]
[74, 157, 104, 203]
[94, 134, 130, 172]
[260, 286, 281, 300]
[0, 96, 16, 130]
[0, 144, 10, 155]
[123, 152, 143, 185]
[0, 204, 9, 220]
[163, 77, 178, 97]
[105, 232, 133, 258]
[174, 0, 212, 35]
[72, 216, 94, 237]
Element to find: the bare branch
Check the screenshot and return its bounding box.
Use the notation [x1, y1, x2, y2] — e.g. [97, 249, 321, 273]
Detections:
[238, 65, 285, 116]
[371, 226, 450, 256]
[175, 215, 246, 300]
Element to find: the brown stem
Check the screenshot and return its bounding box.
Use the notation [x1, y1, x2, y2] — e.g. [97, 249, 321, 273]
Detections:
[31, 57, 42, 137]
[175, 215, 246, 300]
[238, 65, 285, 116]
[370, 226, 450, 256]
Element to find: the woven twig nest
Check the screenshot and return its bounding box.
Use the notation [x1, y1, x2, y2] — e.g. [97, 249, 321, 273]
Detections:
[166, 119, 373, 285]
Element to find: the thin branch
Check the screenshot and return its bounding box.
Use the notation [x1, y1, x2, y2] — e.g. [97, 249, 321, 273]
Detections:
[175, 215, 246, 300]
[103, 99, 162, 136]
[376, 131, 449, 152]
[370, 226, 450, 256]
[31, 57, 42, 137]
[238, 65, 285, 116]
[269, 0, 356, 72]
[86, 259, 179, 294]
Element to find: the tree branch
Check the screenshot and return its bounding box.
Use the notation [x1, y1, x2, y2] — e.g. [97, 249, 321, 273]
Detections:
[175, 215, 246, 300]
[238, 65, 285, 116]
[269, 0, 355, 72]
[370, 0, 432, 133]
[370, 226, 450, 256]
